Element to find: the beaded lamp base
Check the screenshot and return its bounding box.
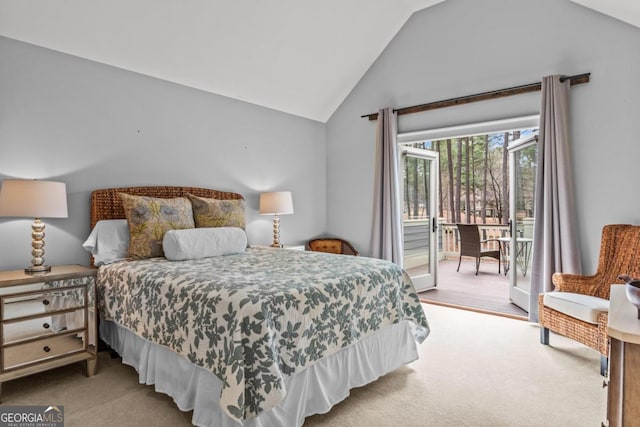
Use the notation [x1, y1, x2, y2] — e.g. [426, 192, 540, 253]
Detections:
[25, 218, 50, 274]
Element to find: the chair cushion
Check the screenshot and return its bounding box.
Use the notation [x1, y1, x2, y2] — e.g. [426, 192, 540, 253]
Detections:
[543, 292, 609, 324]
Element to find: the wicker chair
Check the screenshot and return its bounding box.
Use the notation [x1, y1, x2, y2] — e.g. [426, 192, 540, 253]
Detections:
[307, 238, 359, 256]
[456, 224, 501, 275]
[539, 224, 640, 376]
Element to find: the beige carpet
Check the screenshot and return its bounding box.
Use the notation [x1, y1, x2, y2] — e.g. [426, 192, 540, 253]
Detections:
[2, 304, 606, 426]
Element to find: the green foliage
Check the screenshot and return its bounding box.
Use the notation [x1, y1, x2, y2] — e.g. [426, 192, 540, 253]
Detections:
[402, 129, 537, 223]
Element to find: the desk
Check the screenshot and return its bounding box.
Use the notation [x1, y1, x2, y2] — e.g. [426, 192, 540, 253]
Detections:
[497, 237, 533, 276]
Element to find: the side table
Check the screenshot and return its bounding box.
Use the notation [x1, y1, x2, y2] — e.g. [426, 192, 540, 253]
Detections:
[0, 265, 97, 401]
[605, 285, 640, 426]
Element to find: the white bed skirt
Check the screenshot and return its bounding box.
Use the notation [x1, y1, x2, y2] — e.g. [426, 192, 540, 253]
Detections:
[100, 320, 419, 427]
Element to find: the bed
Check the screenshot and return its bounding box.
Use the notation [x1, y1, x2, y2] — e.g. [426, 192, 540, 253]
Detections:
[88, 186, 429, 427]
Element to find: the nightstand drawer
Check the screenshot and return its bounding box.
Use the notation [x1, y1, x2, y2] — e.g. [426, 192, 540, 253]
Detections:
[2, 308, 86, 345]
[2, 333, 86, 370]
[3, 316, 53, 345]
[1, 287, 86, 320]
[0, 283, 45, 298]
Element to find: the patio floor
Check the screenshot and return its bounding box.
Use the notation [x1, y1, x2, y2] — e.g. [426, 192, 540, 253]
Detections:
[414, 258, 528, 319]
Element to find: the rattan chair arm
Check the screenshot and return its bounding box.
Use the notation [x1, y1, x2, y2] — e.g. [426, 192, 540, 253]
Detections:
[481, 238, 500, 244]
[551, 272, 600, 295]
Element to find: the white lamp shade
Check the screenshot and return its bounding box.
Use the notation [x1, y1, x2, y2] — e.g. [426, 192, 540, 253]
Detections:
[259, 191, 294, 215]
[0, 180, 68, 218]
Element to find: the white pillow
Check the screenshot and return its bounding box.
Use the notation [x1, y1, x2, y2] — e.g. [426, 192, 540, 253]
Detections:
[82, 219, 129, 266]
[163, 227, 247, 261]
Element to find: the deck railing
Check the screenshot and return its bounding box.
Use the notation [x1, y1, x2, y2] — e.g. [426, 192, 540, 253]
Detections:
[439, 221, 509, 259]
[403, 219, 511, 261]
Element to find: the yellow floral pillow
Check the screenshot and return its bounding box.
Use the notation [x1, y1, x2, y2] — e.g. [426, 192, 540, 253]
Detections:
[120, 193, 195, 259]
[186, 194, 245, 229]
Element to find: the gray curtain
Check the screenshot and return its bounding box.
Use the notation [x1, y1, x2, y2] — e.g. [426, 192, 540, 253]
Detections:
[529, 75, 582, 322]
[371, 107, 403, 266]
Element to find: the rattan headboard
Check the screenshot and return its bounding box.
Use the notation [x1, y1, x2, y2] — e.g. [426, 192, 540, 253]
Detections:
[90, 186, 245, 228]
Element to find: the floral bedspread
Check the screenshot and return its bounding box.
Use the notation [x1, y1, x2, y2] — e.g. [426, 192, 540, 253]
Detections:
[97, 247, 429, 423]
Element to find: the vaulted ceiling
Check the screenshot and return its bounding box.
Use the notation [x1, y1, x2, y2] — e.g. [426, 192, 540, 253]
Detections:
[0, 0, 638, 122]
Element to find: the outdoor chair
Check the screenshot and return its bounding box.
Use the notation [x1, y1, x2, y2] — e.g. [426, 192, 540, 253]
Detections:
[456, 223, 501, 275]
[307, 238, 359, 256]
[539, 224, 640, 376]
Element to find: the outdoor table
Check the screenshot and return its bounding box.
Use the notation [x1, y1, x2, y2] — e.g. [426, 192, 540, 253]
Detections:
[497, 237, 533, 276]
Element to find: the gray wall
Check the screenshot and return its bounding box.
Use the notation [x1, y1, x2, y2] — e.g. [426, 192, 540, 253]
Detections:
[326, 0, 640, 273]
[0, 37, 326, 271]
[3, 0, 640, 275]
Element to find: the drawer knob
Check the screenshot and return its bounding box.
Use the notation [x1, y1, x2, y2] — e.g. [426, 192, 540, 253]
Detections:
[43, 322, 50, 329]
[43, 346, 51, 353]
[42, 299, 50, 306]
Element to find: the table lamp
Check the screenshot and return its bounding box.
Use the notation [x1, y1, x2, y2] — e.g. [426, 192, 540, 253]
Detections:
[259, 191, 294, 247]
[0, 179, 68, 274]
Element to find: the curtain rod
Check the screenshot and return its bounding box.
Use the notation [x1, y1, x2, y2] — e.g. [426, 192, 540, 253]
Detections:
[361, 73, 590, 121]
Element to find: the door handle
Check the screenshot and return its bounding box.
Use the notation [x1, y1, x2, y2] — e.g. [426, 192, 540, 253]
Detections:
[432, 217, 437, 233]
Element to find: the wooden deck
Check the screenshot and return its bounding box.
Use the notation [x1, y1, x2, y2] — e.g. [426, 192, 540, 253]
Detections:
[413, 258, 528, 319]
